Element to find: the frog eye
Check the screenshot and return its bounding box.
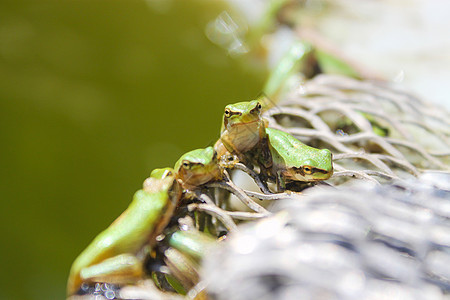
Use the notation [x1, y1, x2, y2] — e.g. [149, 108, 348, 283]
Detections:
[303, 166, 313, 175]
[251, 102, 262, 112]
[224, 108, 232, 118]
[182, 160, 191, 169]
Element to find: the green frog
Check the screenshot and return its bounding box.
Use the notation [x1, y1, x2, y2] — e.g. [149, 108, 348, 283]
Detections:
[174, 146, 222, 190]
[214, 100, 271, 168]
[67, 145, 224, 296]
[265, 127, 333, 191]
[67, 168, 181, 296]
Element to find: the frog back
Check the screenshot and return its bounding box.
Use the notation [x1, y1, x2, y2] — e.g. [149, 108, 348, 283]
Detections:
[266, 127, 325, 168]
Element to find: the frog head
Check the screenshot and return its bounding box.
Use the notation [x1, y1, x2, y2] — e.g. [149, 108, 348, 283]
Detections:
[143, 167, 180, 196]
[221, 100, 263, 132]
[219, 100, 267, 154]
[150, 167, 174, 180]
[174, 146, 222, 189]
[292, 149, 333, 181]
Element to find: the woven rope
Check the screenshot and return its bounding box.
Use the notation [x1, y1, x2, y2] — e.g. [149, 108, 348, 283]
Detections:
[72, 75, 450, 300]
[203, 176, 450, 300]
[263, 75, 450, 186]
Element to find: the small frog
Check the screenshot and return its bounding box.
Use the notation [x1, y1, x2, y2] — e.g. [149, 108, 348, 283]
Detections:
[265, 127, 333, 191]
[67, 168, 181, 296]
[214, 100, 271, 168]
[67, 146, 224, 295]
[174, 146, 222, 190]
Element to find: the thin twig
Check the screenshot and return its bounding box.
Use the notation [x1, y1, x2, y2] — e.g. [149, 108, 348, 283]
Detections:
[207, 170, 271, 215]
[233, 163, 271, 194]
[332, 171, 380, 185]
[226, 211, 268, 220]
[194, 191, 216, 206]
[244, 190, 290, 201]
[187, 203, 238, 232]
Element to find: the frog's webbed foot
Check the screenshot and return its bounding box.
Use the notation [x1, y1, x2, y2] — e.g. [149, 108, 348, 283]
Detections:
[217, 153, 240, 169]
[214, 140, 236, 168]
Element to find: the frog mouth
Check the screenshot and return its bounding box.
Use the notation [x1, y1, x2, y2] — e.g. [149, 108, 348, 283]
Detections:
[290, 168, 332, 181]
[230, 119, 259, 127]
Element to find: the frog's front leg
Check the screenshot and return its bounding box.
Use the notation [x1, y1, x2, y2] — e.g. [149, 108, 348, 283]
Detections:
[79, 253, 144, 286]
[214, 139, 245, 169]
[276, 172, 286, 192]
[253, 134, 273, 169]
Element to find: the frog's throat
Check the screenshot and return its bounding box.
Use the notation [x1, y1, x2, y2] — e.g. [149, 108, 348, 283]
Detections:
[179, 165, 222, 188]
[222, 121, 263, 153]
[229, 118, 259, 127]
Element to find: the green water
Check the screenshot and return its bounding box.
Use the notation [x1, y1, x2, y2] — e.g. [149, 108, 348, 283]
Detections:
[0, 1, 266, 299]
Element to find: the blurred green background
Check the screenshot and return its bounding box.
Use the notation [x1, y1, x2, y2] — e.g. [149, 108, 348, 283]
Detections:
[0, 1, 266, 299]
